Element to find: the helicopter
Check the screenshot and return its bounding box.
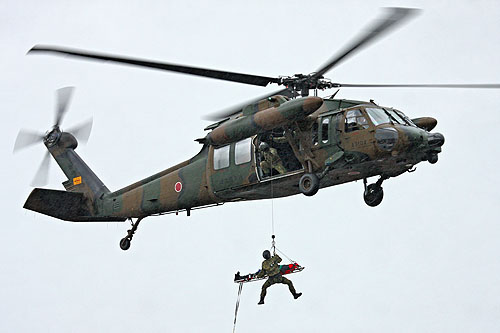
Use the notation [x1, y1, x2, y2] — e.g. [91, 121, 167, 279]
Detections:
[14, 7, 500, 251]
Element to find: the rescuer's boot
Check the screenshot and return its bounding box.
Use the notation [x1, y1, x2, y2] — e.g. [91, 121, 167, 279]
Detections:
[258, 298, 265, 305]
[294, 292, 302, 299]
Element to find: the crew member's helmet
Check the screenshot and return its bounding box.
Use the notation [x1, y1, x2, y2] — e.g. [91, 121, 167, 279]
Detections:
[263, 250, 271, 259]
[259, 142, 270, 152]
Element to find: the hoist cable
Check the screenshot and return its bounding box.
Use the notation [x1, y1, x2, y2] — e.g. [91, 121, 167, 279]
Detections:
[271, 194, 275, 235]
[270, 142, 275, 236]
[232, 282, 244, 333]
[274, 246, 295, 263]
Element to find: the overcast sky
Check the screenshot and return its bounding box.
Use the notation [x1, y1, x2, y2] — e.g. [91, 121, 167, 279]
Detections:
[2, 1, 500, 332]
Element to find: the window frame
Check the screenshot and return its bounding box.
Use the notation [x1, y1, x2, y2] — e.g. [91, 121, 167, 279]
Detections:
[344, 109, 370, 133]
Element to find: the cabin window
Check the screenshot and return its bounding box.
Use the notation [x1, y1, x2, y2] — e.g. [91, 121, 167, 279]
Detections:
[321, 117, 330, 143]
[213, 145, 230, 170]
[345, 109, 369, 132]
[235, 138, 252, 165]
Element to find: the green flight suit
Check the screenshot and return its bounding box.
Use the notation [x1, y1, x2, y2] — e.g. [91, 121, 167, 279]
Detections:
[260, 147, 287, 175]
[257, 254, 298, 302]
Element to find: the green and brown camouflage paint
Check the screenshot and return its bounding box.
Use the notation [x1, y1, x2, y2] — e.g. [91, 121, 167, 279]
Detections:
[23, 95, 443, 222]
[207, 96, 323, 146]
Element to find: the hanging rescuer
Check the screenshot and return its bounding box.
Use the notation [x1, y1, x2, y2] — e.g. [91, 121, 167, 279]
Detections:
[232, 237, 304, 332]
[233, 235, 304, 304]
[257, 249, 302, 305]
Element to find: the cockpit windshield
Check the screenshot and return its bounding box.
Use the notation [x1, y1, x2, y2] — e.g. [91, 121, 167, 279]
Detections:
[394, 110, 416, 127]
[365, 107, 392, 126]
[386, 109, 406, 124]
[366, 107, 416, 127]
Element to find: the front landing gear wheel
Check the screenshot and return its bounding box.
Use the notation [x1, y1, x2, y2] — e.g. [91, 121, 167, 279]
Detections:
[364, 184, 384, 207]
[428, 153, 438, 164]
[120, 237, 131, 251]
[299, 173, 319, 196]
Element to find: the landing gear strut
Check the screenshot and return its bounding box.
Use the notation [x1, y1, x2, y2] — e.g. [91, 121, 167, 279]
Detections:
[363, 176, 387, 207]
[120, 217, 144, 251]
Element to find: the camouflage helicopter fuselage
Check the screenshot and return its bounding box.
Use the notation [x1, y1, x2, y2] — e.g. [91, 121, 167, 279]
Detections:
[24, 94, 444, 224]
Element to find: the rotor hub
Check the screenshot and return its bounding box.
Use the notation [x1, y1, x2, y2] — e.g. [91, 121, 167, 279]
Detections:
[44, 126, 61, 147]
[279, 74, 338, 96]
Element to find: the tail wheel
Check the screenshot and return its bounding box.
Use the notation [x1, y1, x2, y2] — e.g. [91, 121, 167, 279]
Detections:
[299, 173, 320, 196]
[120, 237, 131, 251]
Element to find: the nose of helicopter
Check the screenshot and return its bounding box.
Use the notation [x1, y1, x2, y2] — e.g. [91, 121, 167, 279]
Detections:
[428, 132, 445, 148]
[394, 126, 445, 156]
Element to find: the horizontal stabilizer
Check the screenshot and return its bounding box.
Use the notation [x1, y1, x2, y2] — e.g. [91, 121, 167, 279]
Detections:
[24, 188, 126, 222]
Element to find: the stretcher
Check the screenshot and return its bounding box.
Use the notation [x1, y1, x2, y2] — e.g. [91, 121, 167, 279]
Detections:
[234, 262, 305, 283]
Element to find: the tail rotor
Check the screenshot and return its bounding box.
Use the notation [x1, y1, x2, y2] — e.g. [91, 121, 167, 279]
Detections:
[13, 87, 93, 187]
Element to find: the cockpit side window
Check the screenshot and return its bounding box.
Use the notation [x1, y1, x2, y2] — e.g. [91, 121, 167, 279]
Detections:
[331, 112, 343, 143]
[312, 120, 319, 145]
[345, 109, 369, 132]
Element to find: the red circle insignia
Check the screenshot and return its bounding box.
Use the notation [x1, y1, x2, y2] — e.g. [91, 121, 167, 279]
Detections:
[174, 182, 183, 193]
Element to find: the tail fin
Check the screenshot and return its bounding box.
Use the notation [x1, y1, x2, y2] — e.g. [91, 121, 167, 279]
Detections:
[50, 132, 110, 200]
[15, 87, 123, 221]
[24, 132, 125, 222]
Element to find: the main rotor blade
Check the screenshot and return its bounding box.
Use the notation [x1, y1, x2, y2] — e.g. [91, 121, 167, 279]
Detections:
[55, 86, 75, 127]
[66, 118, 93, 143]
[313, 7, 419, 79]
[204, 88, 295, 121]
[13, 129, 44, 153]
[29, 45, 280, 87]
[31, 151, 51, 187]
[336, 83, 500, 89]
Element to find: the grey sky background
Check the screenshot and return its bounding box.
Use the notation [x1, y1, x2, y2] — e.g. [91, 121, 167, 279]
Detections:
[1, 0, 500, 332]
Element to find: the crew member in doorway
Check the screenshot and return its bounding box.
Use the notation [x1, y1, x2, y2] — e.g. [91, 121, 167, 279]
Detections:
[259, 142, 287, 176]
[257, 250, 302, 305]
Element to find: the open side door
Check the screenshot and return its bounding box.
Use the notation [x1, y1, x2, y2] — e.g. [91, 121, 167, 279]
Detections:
[254, 130, 303, 181]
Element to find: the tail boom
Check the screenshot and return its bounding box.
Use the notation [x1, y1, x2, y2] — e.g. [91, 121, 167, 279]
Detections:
[24, 188, 125, 222]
